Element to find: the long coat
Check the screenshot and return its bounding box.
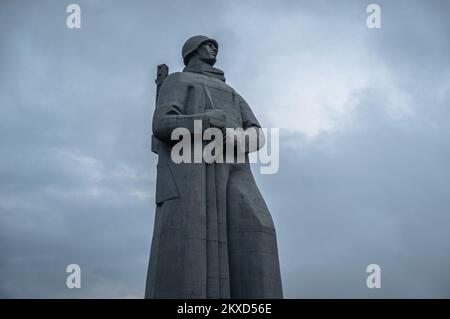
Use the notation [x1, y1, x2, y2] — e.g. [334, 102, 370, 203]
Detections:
[145, 70, 283, 298]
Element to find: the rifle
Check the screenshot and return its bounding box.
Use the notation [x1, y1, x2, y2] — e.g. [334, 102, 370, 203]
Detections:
[151, 64, 169, 154]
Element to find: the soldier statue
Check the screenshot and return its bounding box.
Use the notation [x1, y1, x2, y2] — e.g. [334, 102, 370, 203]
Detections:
[145, 35, 283, 299]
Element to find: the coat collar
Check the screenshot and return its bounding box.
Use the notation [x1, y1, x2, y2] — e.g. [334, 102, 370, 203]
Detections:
[183, 62, 226, 82]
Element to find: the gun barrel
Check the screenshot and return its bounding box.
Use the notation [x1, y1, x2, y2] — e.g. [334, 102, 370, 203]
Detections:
[151, 64, 169, 154]
[155, 64, 169, 103]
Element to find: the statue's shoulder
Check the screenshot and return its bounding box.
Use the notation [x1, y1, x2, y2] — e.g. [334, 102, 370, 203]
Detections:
[165, 71, 236, 92]
[163, 72, 186, 84]
[165, 71, 204, 84]
[159, 72, 197, 92]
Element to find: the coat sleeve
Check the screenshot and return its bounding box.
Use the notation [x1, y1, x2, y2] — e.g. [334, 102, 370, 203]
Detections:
[152, 73, 210, 142]
[238, 94, 265, 152]
[238, 95, 261, 129]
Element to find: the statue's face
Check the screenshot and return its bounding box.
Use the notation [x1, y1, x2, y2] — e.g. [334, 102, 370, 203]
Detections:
[195, 42, 218, 65]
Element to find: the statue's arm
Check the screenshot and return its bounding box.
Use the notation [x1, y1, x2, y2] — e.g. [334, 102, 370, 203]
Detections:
[152, 74, 225, 142]
[238, 95, 266, 152]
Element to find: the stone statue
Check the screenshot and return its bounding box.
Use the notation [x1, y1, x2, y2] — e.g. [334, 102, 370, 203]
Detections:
[145, 35, 283, 299]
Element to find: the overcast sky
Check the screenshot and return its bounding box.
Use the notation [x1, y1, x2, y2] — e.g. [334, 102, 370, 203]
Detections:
[1, 0, 449, 298]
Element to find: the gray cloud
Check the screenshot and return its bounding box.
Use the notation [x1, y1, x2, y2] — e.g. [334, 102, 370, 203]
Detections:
[260, 89, 450, 298]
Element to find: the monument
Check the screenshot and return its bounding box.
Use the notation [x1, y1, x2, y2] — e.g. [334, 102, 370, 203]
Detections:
[145, 35, 283, 299]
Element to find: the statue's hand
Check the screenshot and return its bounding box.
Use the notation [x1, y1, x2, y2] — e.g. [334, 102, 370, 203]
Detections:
[224, 129, 237, 145]
[205, 109, 226, 128]
[224, 129, 246, 153]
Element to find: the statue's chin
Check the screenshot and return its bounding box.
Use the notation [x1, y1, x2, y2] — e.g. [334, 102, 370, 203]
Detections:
[201, 57, 216, 66]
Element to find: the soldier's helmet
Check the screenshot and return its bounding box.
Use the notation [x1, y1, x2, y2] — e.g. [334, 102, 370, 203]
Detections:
[182, 35, 218, 65]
